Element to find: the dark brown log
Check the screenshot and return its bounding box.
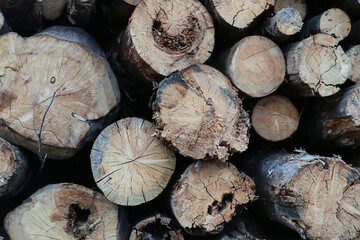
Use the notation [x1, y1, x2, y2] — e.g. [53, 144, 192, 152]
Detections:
[67, 0, 96, 26]
[119, 0, 215, 82]
[284, 33, 351, 97]
[246, 150, 360, 240]
[4, 183, 130, 240]
[347, 45, 360, 82]
[300, 8, 351, 42]
[218, 36, 285, 98]
[129, 213, 184, 240]
[251, 95, 299, 142]
[90, 117, 176, 206]
[274, 0, 307, 20]
[153, 64, 250, 161]
[171, 161, 256, 235]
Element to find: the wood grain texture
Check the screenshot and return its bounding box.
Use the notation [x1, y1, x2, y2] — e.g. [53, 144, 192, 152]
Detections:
[347, 45, 360, 83]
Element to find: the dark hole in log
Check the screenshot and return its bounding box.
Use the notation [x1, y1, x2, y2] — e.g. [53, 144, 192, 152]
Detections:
[207, 193, 234, 215]
[65, 203, 93, 240]
[137, 219, 171, 240]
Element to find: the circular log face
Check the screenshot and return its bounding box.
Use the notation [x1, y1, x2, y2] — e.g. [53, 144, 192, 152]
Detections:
[319, 8, 351, 41]
[251, 95, 299, 142]
[275, 8, 303, 35]
[171, 161, 256, 235]
[274, 0, 307, 20]
[129, 0, 214, 76]
[153, 64, 250, 161]
[4, 183, 122, 240]
[91, 118, 176, 206]
[0, 32, 120, 159]
[347, 45, 360, 82]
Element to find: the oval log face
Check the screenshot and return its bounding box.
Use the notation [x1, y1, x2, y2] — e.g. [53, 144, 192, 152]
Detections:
[319, 8, 351, 42]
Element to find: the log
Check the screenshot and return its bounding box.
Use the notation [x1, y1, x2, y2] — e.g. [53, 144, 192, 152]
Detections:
[218, 36, 286, 98]
[347, 45, 360, 82]
[38, 0, 67, 21]
[67, 0, 96, 26]
[4, 183, 130, 240]
[129, 213, 184, 240]
[251, 95, 299, 142]
[203, 0, 275, 39]
[171, 161, 256, 235]
[0, 26, 121, 159]
[300, 8, 351, 42]
[0, 137, 29, 198]
[274, 0, 307, 20]
[0, 11, 10, 35]
[153, 64, 250, 161]
[246, 150, 360, 240]
[90, 117, 176, 206]
[262, 8, 303, 42]
[119, 0, 215, 82]
[284, 33, 351, 97]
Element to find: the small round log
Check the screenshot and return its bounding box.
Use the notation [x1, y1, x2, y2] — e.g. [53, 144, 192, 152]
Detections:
[39, 0, 67, 20]
[347, 45, 360, 82]
[300, 8, 351, 42]
[67, 0, 96, 26]
[4, 183, 129, 240]
[129, 213, 184, 240]
[153, 64, 250, 161]
[0, 26, 120, 159]
[171, 161, 256, 235]
[284, 33, 351, 97]
[119, 0, 215, 82]
[219, 36, 286, 98]
[251, 95, 299, 142]
[91, 117, 176, 206]
[274, 0, 307, 20]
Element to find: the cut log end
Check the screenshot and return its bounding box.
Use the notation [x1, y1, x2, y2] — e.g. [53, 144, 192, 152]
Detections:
[91, 117, 176, 206]
[40, 0, 67, 20]
[274, 0, 307, 20]
[171, 161, 256, 235]
[251, 95, 299, 142]
[153, 64, 250, 161]
[347, 45, 360, 83]
[319, 8, 351, 41]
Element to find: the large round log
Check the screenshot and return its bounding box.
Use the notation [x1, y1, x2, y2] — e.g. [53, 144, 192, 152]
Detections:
[91, 117, 176, 206]
[347, 45, 360, 82]
[153, 64, 250, 161]
[274, 0, 307, 20]
[0, 26, 121, 159]
[4, 183, 130, 240]
[171, 161, 256, 235]
[119, 0, 215, 82]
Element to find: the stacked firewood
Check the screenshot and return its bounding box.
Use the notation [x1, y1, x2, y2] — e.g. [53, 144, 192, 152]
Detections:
[0, 0, 359, 239]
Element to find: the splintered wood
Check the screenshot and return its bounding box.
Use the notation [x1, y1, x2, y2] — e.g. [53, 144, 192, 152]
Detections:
[171, 161, 256, 235]
[153, 64, 250, 161]
[91, 117, 176, 206]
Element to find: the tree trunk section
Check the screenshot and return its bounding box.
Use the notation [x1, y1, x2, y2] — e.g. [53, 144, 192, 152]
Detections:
[300, 8, 351, 42]
[119, 0, 214, 82]
[0, 26, 121, 159]
[129, 213, 184, 240]
[217, 36, 285, 98]
[171, 161, 256, 235]
[251, 95, 299, 142]
[38, 0, 67, 20]
[153, 64, 250, 161]
[245, 150, 360, 240]
[274, 0, 307, 20]
[0, 11, 10, 35]
[347, 45, 360, 82]
[284, 33, 351, 97]
[67, 0, 96, 26]
[90, 117, 176, 206]
[4, 183, 130, 240]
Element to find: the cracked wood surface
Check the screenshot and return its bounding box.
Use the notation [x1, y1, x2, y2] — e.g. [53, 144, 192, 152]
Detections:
[347, 45, 360, 83]
[274, 0, 307, 20]
[91, 117, 176, 206]
[0, 27, 120, 159]
[220, 36, 285, 98]
[251, 95, 299, 142]
[119, 0, 214, 82]
[284, 33, 351, 97]
[171, 161, 256, 235]
[153, 64, 250, 161]
[4, 183, 128, 240]
[249, 151, 360, 240]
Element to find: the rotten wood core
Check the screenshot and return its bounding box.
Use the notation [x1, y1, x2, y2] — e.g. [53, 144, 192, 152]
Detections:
[347, 45, 360, 82]
[0, 26, 120, 159]
[274, 0, 307, 20]
[119, 0, 215, 82]
[300, 8, 351, 42]
[153, 64, 250, 161]
[91, 117, 176, 206]
[171, 161, 256, 235]
[129, 213, 184, 240]
[284, 33, 351, 97]
[67, 0, 96, 26]
[219, 36, 286, 98]
[247, 150, 360, 240]
[251, 95, 299, 142]
[4, 183, 129, 240]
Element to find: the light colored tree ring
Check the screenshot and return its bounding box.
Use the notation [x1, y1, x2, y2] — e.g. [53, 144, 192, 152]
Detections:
[346, 45, 360, 82]
[274, 0, 307, 20]
[229, 36, 285, 98]
[91, 117, 176, 206]
[129, 0, 214, 77]
[319, 8, 351, 41]
[275, 8, 303, 35]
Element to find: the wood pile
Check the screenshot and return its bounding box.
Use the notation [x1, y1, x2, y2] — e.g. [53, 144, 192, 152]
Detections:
[0, 0, 359, 239]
